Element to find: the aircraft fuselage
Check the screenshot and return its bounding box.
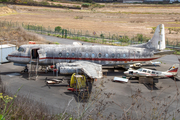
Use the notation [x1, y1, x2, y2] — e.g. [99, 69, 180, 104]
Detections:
[7, 44, 162, 66]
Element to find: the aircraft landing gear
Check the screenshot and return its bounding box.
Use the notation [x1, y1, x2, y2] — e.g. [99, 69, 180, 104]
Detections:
[24, 66, 28, 73]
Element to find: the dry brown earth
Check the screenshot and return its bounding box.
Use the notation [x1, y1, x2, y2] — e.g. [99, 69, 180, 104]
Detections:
[0, 4, 180, 43]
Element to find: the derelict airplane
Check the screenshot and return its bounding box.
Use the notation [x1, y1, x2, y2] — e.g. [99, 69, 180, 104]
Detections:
[124, 64, 179, 78]
[6, 24, 173, 79]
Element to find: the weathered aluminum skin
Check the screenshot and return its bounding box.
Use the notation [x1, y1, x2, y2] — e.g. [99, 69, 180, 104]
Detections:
[56, 61, 102, 78]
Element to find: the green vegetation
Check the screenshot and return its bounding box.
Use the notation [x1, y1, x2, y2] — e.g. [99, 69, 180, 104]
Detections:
[81, 3, 91, 7]
[151, 27, 156, 34]
[0, 0, 81, 9]
[133, 33, 150, 42]
[55, 26, 62, 32]
[168, 27, 180, 34]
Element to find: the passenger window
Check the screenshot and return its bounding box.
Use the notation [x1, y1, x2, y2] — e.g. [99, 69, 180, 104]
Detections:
[152, 71, 155, 74]
[79, 53, 82, 57]
[117, 53, 120, 58]
[92, 53, 95, 58]
[72, 53, 75, 57]
[112, 53, 115, 58]
[143, 70, 147, 72]
[123, 54, 126, 58]
[105, 53, 108, 58]
[59, 52, 62, 57]
[85, 53, 89, 58]
[156, 72, 159, 74]
[66, 53, 69, 57]
[148, 71, 151, 73]
[98, 53, 101, 58]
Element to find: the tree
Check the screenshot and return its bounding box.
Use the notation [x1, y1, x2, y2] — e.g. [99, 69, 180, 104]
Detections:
[55, 26, 61, 32]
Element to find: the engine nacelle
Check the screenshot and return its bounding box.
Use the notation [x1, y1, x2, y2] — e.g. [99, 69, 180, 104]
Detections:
[59, 66, 83, 74]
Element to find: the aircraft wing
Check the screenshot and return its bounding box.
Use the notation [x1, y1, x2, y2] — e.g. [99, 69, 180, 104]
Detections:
[58, 61, 102, 79]
[76, 61, 102, 79]
[137, 73, 158, 78]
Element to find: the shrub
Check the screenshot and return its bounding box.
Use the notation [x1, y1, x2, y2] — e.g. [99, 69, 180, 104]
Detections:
[81, 3, 90, 7]
[100, 34, 104, 39]
[119, 36, 129, 42]
[133, 34, 150, 42]
[40, 1, 50, 6]
[55, 26, 61, 32]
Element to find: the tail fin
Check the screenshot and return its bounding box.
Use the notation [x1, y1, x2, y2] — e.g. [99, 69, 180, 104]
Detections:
[167, 64, 179, 75]
[146, 24, 166, 50]
[131, 24, 166, 50]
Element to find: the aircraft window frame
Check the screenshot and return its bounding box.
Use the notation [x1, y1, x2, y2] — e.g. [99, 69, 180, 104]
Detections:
[105, 53, 108, 58]
[85, 53, 89, 58]
[117, 53, 120, 58]
[92, 53, 95, 58]
[72, 53, 75, 57]
[112, 53, 115, 58]
[98, 53, 102, 58]
[18, 47, 25, 52]
[79, 53, 82, 57]
[143, 70, 147, 72]
[59, 52, 62, 57]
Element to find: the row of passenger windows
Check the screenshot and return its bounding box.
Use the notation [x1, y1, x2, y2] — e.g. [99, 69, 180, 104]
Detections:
[59, 52, 126, 58]
[138, 69, 161, 74]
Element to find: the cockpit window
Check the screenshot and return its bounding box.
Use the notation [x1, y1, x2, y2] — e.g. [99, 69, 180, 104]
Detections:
[137, 68, 142, 72]
[18, 47, 24, 52]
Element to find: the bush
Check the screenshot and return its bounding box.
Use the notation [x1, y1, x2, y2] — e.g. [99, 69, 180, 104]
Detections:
[100, 34, 104, 39]
[119, 36, 129, 42]
[55, 26, 61, 32]
[40, 1, 50, 6]
[81, 3, 90, 7]
[134, 34, 150, 42]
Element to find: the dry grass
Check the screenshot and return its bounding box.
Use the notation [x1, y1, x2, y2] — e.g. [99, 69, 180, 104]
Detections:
[0, 4, 179, 42]
[0, 22, 49, 46]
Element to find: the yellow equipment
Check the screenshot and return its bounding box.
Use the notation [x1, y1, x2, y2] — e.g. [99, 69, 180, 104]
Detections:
[70, 73, 86, 89]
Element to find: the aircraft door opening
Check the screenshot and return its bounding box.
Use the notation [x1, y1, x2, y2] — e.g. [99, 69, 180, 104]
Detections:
[31, 48, 39, 60]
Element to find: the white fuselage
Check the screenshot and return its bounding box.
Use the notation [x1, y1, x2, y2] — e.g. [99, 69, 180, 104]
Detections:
[7, 44, 162, 66]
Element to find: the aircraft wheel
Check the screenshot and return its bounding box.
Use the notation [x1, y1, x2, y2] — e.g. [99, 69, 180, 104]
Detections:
[24, 69, 28, 73]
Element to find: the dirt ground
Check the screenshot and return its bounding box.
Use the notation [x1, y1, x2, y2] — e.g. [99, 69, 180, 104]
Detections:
[0, 4, 180, 42]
